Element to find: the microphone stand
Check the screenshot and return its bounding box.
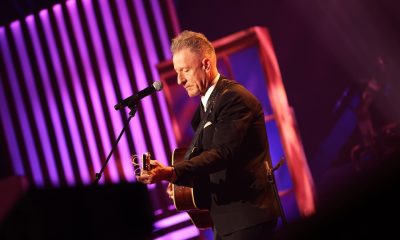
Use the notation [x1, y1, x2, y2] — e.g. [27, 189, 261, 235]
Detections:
[94, 104, 138, 184]
[267, 157, 288, 227]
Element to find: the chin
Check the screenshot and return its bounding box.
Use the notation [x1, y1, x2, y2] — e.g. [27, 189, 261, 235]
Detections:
[187, 91, 200, 97]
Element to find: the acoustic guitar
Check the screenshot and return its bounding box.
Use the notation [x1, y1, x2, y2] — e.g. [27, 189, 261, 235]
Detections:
[132, 148, 213, 229]
[171, 148, 213, 229]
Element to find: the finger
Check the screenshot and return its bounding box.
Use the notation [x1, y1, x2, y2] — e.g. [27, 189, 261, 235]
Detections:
[141, 169, 150, 176]
[150, 160, 164, 168]
[166, 190, 172, 197]
[165, 190, 172, 199]
[166, 184, 173, 199]
[149, 160, 159, 169]
[136, 176, 145, 183]
[136, 174, 150, 183]
[136, 176, 146, 183]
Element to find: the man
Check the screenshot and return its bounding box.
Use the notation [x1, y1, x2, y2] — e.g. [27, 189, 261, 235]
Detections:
[137, 30, 280, 240]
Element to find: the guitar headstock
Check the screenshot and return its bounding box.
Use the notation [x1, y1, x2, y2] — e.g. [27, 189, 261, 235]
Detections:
[142, 152, 151, 171]
[131, 152, 151, 176]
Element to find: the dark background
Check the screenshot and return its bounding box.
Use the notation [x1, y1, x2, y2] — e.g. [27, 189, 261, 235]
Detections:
[174, 0, 400, 166]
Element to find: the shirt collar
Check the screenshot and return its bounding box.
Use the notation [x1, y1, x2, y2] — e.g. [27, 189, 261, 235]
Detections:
[201, 73, 220, 111]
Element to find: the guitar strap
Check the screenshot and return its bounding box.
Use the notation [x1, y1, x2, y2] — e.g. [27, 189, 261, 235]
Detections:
[184, 77, 231, 160]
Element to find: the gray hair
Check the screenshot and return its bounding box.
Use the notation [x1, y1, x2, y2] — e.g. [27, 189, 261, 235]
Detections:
[170, 30, 216, 60]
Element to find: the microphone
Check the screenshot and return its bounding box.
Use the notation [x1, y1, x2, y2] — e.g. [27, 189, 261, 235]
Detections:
[114, 81, 163, 110]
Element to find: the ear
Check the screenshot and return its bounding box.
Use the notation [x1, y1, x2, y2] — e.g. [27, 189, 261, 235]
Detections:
[202, 58, 211, 72]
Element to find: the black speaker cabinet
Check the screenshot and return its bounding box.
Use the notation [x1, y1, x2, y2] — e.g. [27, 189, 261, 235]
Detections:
[0, 182, 154, 240]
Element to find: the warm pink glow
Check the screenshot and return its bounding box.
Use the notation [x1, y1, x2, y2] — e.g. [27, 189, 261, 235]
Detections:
[255, 27, 316, 216]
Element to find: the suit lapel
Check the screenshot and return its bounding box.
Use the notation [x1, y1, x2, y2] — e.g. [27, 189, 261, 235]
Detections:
[185, 77, 231, 160]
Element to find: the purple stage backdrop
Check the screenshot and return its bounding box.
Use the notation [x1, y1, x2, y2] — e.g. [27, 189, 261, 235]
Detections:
[0, 0, 204, 239]
[0, 0, 177, 187]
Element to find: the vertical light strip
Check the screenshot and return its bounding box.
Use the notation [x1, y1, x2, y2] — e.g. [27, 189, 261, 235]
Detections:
[52, 4, 103, 184]
[82, 0, 135, 181]
[39, 9, 91, 185]
[26, 15, 75, 186]
[66, 1, 120, 183]
[0, 49, 25, 176]
[0, 25, 44, 186]
[119, 0, 167, 165]
[150, 0, 172, 59]
[115, 0, 165, 174]
[97, 0, 149, 164]
[143, 0, 177, 152]
[165, 0, 181, 36]
[12, 20, 61, 187]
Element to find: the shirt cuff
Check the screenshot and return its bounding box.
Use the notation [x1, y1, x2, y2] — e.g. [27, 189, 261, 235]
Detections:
[169, 167, 177, 183]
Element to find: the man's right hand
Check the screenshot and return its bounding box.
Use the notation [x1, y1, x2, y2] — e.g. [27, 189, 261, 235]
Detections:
[166, 182, 174, 200]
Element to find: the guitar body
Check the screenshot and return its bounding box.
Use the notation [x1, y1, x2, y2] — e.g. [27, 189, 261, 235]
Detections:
[171, 148, 213, 229]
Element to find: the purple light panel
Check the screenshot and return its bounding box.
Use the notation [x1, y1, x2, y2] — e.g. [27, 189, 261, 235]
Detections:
[117, 0, 167, 167]
[1, 24, 44, 186]
[132, 0, 177, 158]
[0, 53, 25, 176]
[65, 1, 119, 183]
[49, 6, 96, 185]
[11, 19, 60, 187]
[80, 0, 135, 182]
[0, 0, 198, 238]
[26, 15, 76, 186]
[96, 0, 147, 182]
[39, 9, 91, 185]
[150, 0, 172, 59]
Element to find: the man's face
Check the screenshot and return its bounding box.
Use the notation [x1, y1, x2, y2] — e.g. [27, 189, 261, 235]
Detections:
[173, 48, 208, 97]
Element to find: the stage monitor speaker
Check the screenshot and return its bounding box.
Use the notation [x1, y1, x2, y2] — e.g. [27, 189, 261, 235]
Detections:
[0, 182, 154, 240]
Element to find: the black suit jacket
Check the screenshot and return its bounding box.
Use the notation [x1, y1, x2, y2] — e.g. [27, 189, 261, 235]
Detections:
[173, 77, 280, 236]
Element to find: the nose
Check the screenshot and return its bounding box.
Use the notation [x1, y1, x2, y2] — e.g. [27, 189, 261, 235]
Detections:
[177, 73, 186, 86]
